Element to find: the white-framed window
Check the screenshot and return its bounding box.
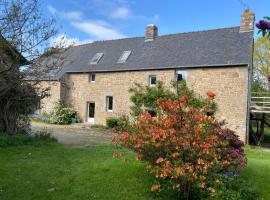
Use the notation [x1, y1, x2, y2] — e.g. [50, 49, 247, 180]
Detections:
[89, 73, 96, 82]
[149, 75, 157, 87]
[117, 50, 132, 63]
[106, 96, 113, 112]
[90, 53, 103, 65]
[176, 70, 187, 82]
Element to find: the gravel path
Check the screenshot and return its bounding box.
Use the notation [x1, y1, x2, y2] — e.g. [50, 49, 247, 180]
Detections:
[31, 122, 113, 147]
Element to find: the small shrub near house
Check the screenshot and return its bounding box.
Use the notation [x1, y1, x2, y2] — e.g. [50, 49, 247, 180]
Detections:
[49, 101, 77, 125]
[106, 115, 130, 131]
[112, 90, 246, 199]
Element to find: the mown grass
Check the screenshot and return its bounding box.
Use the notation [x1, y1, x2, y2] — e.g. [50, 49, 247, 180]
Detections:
[241, 146, 270, 199]
[0, 134, 269, 200]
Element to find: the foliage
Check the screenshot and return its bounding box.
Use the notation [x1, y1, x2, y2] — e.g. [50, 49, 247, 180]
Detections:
[31, 113, 50, 124]
[253, 37, 270, 84]
[206, 177, 260, 200]
[0, 0, 58, 134]
[90, 124, 108, 130]
[113, 93, 246, 199]
[0, 131, 57, 147]
[49, 101, 77, 125]
[256, 17, 270, 37]
[106, 115, 130, 131]
[129, 81, 216, 118]
[106, 117, 120, 128]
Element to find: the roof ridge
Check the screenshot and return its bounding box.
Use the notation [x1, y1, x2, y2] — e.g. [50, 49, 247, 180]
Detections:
[72, 26, 240, 47]
[158, 26, 240, 38]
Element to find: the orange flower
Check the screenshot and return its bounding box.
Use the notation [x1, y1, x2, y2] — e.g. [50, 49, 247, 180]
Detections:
[111, 136, 117, 142]
[208, 187, 216, 193]
[197, 158, 204, 165]
[200, 182, 206, 189]
[151, 184, 160, 192]
[172, 152, 179, 159]
[152, 132, 159, 140]
[206, 91, 216, 99]
[112, 152, 123, 158]
[176, 167, 185, 175]
[156, 157, 164, 164]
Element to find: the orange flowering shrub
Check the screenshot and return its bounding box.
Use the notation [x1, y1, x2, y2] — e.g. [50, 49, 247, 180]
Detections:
[113, 92, 246, 198]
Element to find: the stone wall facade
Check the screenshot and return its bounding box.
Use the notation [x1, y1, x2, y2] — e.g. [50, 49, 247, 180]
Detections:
[39, 81, 61, 113]
[40, 66, 249, 141]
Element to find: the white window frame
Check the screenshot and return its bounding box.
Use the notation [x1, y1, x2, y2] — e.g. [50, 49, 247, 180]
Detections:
[176, 70, 187, 82]
[89, 73, 96, 83]
[149, 75, 157, 87]
[106, 96, 113, 112]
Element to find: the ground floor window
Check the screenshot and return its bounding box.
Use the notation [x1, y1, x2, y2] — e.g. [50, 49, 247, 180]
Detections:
[106, 96, 113, 112]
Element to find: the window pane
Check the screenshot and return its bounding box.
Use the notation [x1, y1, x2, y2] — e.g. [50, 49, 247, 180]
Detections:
[149, 76, 157, 86]
[177, 74, 183, 81]
[117, 50, 132, 63]
[90, 53, 103, 65]
[92, 74, 96, 82]
[107, 96, 113, 111]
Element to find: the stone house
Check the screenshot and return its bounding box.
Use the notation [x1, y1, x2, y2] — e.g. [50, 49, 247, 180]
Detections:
[37, 10, 254, 143]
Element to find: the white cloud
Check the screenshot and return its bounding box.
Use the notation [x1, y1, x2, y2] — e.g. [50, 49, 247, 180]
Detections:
[71, 21, 126, 40]
[48, 5, 83, 21]
[50, 34, 93, 47]
[111, 7, 131, 19]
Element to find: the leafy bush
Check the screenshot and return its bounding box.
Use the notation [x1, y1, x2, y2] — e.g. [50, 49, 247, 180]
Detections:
[206, 177, 261, 200]
[0, 131, 57, 147]
[129, 81, 216, 118]
[113, 92, 246, 199]
[106, 117, 120, 128]
[106, 115, 130, 131]
[49, 102, 77, 125]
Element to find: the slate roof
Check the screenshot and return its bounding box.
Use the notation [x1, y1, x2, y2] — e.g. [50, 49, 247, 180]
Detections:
[56, 26, 253, 78]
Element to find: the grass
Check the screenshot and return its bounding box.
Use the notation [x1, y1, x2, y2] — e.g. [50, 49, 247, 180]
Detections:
[0, 134, 269, 200]
[240, 146, 270, 199]
[0, 134, 173, 200]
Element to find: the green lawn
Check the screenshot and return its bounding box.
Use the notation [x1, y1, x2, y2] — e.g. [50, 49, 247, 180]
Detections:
[0, 140, 269, 200]
[241, 147, 270, 199]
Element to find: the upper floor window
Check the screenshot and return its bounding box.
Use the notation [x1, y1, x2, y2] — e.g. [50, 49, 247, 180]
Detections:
[89, 73, 96, 82]
[117, 50, 132, 63]
[176, 70, 187, 82]
[106, 96, 113, 112]
[90, 53, 103, 65]
[149, 75, 157, 87]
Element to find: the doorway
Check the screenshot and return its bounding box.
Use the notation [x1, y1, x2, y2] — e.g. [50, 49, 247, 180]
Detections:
[87, 102, 95, 123]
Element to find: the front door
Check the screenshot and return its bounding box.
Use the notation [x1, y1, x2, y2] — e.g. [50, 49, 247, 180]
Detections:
[87, 102, 95, 123]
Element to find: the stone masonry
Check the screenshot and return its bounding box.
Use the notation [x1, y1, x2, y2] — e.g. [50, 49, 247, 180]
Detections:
[40, 66, 249, 141]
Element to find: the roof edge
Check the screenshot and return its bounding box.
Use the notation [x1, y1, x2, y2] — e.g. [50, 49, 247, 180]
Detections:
[63, 63, 249, 74]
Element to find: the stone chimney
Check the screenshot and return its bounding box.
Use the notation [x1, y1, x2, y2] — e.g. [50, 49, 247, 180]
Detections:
[240, 9, 255, 33]
[145, 24, 158, 41]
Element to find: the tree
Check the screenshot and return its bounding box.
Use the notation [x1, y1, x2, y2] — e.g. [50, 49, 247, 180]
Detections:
[0, 0, 66, 133]
[253, 36, 270, 90]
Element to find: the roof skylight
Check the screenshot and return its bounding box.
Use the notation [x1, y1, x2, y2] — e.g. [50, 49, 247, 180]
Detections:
[90, 53, 103, 65]
[117, 50, 132, 63]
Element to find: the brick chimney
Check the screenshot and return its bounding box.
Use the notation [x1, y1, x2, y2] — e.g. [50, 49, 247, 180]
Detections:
[145, 24, 158, 41]
[240, 9, 255, 33]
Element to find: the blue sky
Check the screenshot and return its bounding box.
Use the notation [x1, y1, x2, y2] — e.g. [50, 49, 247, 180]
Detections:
[43, 0, 270, 46]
